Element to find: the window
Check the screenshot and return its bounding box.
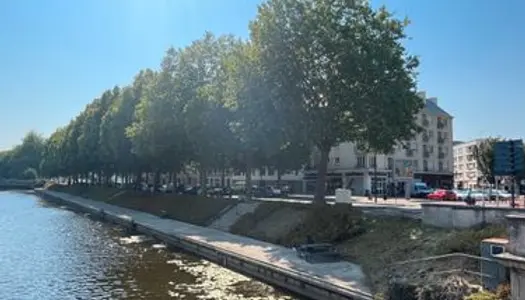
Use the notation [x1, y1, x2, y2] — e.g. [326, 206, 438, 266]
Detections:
[334, 157, 340, 165]
[491, 245, 505, 256]
[268, 168, 275, 176]
[357, 155, 366, 168]
[369, 156, 377, 168]
[412, 160, 419, 170]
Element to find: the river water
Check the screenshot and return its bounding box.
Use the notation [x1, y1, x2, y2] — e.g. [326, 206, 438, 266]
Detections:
[0, 191, 297, 300]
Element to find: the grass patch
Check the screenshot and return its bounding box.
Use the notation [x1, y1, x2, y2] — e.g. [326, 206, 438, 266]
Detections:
[46, 183, 235, 226]
[229, 201, 509, 294]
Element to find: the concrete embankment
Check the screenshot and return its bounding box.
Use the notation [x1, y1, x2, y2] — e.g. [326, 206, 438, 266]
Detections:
[36, 189, 373, 300]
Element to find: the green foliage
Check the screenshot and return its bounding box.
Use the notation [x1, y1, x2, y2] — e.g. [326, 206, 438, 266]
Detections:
[472, 137, 501, 184]
[21, 168, 38, 180]
[3, 2, 421, 196]
[251, 0, 421, 202]
[435, 225, 507, 255]
[465, 291, 499, 300]
[0, 131, 45, 179]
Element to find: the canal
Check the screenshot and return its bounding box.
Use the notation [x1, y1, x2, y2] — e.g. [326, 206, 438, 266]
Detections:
[0, 191, 297, 300]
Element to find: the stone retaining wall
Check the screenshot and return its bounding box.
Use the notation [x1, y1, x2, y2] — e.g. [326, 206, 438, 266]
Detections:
[421, 203, 524, 228]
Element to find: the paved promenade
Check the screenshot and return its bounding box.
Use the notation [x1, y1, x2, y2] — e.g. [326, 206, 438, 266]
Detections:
[40, 190, 373, 298]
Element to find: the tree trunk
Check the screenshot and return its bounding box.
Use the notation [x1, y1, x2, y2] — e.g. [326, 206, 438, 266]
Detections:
[245, 155, 253, 201]
[153, 171, 160, 192]
[313, 146, 330, 204]
[221, 169, 226, 187]
[199, 167, 207, 196]
[277, 169, 282, 187]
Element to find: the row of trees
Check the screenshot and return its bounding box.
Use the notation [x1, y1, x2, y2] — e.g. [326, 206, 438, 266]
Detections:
[0, 0, 423, 203]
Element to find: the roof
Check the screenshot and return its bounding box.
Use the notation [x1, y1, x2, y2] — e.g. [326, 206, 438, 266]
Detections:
[481, 237, 509, 245]
[425, 99, 453, 118]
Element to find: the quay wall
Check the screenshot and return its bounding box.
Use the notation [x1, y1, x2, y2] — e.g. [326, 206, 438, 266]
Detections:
[36, 190, 373, 300]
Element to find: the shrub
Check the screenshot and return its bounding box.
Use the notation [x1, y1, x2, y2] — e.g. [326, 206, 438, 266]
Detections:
[436, 225, 507, 255]
[465, 291, 498, 300]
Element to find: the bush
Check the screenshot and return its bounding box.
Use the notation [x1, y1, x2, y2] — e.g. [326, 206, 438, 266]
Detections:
[386, 276, 481, 300]
[21, 168, 38, 180]
[495, 283, 510, 300]
[436, 225, 507, 255]
[465, 291, 498, 300]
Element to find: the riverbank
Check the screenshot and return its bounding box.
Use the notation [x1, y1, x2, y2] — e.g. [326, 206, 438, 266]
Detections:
[38, 188, 373, 300]
[45, 184, 508, 296]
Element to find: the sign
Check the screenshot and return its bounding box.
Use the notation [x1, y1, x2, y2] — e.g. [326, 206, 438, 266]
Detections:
[493, 140, 524, 176]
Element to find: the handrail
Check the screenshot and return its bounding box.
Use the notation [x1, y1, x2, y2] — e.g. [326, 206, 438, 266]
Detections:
[390, 252, 496, 266]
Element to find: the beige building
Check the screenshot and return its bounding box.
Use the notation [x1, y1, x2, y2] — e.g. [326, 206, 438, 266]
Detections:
[453, 139, 484, 188]
[207, 91, 454, 195]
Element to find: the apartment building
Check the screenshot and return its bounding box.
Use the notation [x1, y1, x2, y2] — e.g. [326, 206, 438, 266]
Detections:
[453, 139, 484, 188]
[207, 91, 454, 195]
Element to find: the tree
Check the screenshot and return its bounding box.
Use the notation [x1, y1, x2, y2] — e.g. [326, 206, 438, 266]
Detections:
[177, 33, 238, 193]
[251, 0, 421, 203]
[472, 137, 501, 185]
[221, 41, 284, 198]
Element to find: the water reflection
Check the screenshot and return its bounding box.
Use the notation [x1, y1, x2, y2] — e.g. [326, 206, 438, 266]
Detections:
[0, 192, 297, 299]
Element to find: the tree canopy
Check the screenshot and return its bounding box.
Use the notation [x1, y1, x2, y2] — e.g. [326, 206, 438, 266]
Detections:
[1, 0, 422, 203]
[250, 0, 422, 202]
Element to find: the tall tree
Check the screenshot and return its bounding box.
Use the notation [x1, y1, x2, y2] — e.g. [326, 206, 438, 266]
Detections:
[472, 137, 501, 185]
[251, 0, 421, 203]
[221, 41, 284, 198]
[178, 33, 238, 192]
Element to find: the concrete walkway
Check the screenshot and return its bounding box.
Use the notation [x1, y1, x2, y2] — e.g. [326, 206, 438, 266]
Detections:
[209, 202, 261, 231]
[40, 190, 372, 298]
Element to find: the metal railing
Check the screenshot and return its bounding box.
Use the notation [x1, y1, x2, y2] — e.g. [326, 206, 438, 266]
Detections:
[388, 252, 497, 287]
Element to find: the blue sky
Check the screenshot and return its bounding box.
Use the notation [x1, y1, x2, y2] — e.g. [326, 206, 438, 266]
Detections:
[0, 0, 524, 150]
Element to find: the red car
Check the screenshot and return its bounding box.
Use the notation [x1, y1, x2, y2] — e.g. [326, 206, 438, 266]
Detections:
[427, 189, 457, 201]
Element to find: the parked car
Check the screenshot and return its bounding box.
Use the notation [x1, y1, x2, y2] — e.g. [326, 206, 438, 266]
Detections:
[427, 189, 457, 201]
[183, 186, 200, 195]
[470, 189, 489, 201]
[254, 186, 282, 198]
[453, 189, 469, 200]
[411, 182, 433, 198]
[490, 189, 512, 200]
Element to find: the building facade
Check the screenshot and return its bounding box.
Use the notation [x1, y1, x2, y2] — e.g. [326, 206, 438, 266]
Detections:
[207, 91, 454, 195]
[453, 139, 484, 188]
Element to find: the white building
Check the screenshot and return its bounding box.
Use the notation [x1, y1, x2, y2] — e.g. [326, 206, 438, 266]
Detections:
[207, 91, 454, 195]
[453, 139, 484, 188]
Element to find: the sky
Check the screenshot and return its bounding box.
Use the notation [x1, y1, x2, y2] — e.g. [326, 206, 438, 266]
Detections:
[0, 0, 524, 150]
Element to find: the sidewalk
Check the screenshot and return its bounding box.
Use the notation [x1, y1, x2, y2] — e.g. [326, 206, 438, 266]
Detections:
[40, 190, 373, 298]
